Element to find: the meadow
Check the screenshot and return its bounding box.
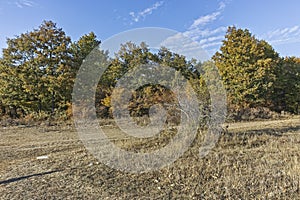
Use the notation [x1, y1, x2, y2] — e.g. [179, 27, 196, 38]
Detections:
[1, 116, 299, 199]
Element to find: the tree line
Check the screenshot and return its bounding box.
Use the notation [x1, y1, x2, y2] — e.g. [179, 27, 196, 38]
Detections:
[0, 21, 299, 121]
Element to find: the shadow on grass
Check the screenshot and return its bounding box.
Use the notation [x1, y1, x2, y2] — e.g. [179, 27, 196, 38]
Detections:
[227, 125, 300, 137]
[0, 170, 62, 185]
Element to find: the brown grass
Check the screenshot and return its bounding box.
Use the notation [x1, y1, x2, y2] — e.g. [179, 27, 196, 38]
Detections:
[0, 117, 299, 199]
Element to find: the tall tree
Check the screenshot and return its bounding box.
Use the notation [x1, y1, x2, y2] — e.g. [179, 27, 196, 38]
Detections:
[0, 20, 73, 115]
[273, 57, 300, 113]
[213, 26, 280, 111]
[71, 32, 101, 69]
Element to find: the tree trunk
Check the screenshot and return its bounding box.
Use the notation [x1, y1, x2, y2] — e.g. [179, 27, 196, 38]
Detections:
[51, 91, 55, 114]
[10, 105, 17, 119]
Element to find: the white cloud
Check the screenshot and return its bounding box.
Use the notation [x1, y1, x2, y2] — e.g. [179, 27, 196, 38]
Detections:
[160, 33, 209, 61]
[183, 27, 227, 54]
[182, 1, 229, 55]
[263, 26, 300, 45]
[14, 0, 35, 8]
[199, 35, 224, 45]
[201, 41, 223, 49]
[218, 1, 226, 10]
[189, 12, 221, 29]
[129, 1, 164, 23]
[184, 26, 227, 41]
[189, 1, 227, 30]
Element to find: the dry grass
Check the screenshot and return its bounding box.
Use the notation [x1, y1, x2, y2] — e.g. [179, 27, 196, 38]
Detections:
[0, 117, 300, 199]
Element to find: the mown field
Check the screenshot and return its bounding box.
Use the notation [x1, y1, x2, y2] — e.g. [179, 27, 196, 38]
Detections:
[0, 117, 300, 199]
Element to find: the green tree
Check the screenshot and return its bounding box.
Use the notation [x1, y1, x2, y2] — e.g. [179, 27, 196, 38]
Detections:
[71, 32, 101, 69]
[100, 42, 155, 117]
[0, 20, 73, 115]
[213, 26, 280, 111]
[99, 42, 203, 120]
[273, 57, 300, 113]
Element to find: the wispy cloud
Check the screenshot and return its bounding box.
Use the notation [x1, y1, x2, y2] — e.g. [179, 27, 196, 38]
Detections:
[182, 1, 229, 54]
[160, 33, 209, 61]
[189, 1, 226, 29]
[218, 1, 226, 10]
[189, 12, 221, 29]
[186, 29, 225, 55]
[129, 1, 164, 23]
[184, 26, 227, 41]
[263, 26, 300, 45]
[15, 0, 36, 8]
[160, 1, 229, 60]
[199, 35, 224, 46]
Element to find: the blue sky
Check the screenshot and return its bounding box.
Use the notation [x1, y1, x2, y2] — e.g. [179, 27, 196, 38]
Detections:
[0, 0, 300, 57]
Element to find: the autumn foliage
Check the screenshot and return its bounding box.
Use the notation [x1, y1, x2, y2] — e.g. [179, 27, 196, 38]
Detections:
[0, 22, 299, 122]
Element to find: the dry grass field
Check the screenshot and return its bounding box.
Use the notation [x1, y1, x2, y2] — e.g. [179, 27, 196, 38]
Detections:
[0, 116, 300, 199]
